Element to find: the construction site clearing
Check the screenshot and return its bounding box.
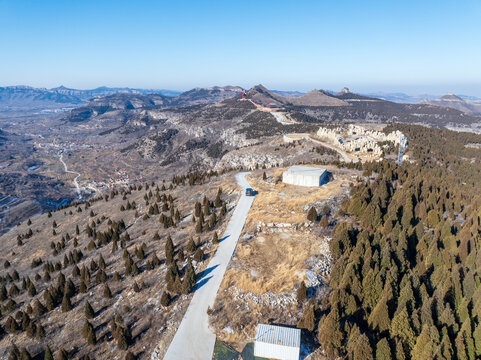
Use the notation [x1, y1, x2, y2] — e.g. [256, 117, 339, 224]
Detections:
[283, 123, 408, 164]
[209, 165, 361, 357]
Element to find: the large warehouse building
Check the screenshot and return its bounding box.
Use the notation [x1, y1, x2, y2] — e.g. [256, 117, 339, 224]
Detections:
[282, 165, 328, 187]
[254, 324, 301, 360]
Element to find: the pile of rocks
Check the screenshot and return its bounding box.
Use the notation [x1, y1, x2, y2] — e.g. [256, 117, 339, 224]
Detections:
[231, 288, 297, 309]
[258, 221, 313, 233]
[316, 124, 406, 157]
[214, 151, 281, 171]
[316, 236, 333, 277]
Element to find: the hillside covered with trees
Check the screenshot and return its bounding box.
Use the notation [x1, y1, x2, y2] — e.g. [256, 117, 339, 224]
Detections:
[0, 170, 238, 359]
[312, 125, 481, 359]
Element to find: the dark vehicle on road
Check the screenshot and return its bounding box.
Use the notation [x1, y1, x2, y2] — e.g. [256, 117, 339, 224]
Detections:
[245, 188, 255, 196]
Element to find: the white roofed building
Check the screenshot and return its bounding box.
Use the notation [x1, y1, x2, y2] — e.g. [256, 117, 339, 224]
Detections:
[282, 165, 328, 187]
[254, 324, 301, 360]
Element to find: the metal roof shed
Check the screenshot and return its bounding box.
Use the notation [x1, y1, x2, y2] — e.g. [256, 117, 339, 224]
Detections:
[254, 324, 301, 360]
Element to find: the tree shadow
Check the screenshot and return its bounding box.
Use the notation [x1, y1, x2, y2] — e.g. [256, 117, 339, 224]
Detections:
[219, 235, 230, 243]
[194, 275, 213, 291]
[95, 304, 110, 317]
[196, 264, 218, 282]
[132, 323, 150, 343]
[94, 320, 108, 334]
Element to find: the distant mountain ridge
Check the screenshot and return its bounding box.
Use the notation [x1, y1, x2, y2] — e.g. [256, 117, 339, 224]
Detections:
[420, 93, 481, 115]
[245, 85, 383, 107]
[0, 85, 181, 112]
[51, 85, 181, 99]
[63, 83, 481, 130]
[64, 86, 245, 122]
[364, 91, 481, 105]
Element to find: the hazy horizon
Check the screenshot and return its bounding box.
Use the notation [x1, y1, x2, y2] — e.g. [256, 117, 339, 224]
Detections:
[2, 82, 481, 98]
[1, 0, 481, 96]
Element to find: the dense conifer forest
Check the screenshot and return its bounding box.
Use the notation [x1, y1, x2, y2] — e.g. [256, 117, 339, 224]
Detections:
[313, 124, 481, 359]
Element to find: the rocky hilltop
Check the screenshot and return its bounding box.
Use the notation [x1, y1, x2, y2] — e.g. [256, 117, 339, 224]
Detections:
[421, 93, 481, 115]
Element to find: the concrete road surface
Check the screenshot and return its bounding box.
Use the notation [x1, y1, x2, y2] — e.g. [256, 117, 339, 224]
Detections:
[307, 135, 355, 163]
[163, 172, 254, 360]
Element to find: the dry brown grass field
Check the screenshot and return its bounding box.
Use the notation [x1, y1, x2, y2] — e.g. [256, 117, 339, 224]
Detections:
[209, 165, 360, 351]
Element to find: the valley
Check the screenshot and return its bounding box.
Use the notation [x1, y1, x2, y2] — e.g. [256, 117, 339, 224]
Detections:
[2, 84, 481, 360]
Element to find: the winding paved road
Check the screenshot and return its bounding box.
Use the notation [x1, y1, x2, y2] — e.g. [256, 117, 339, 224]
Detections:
[59, 152, 82, 199]
[163, 172, 254, 360]
[284, 134, 355, 163]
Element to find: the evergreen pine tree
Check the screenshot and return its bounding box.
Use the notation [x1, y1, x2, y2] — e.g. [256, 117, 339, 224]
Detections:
[411, 325, 439, 360]
[320, 215, 329, 228]
[160, 291, 171, 307]
[195, 219, 203, 233]
[85, 301, 94, 319]
[44, 346, 53, 360]
[55, 349, 68, 360]
[35, 323, 45, 339]
[368, 296, 391, 333]
[33, 299, 47, 317]
[376, 337, 392, 360]
[44, 290, 55, 311]
[390, 306, 416, 352]
[6, 316, 19, 333]
[212, 232, 219, 244]
[20, 347, 32, 360]
[61, 294, 72, 312]
[26, 321, 36, 338]
[187, 237, 196, 252]
[318, 304, 345, 358]
[193, 248, 204, 262]
[296, 282, 307, 303]
[103, 284, 112, 298]
[0, 284, 7, 301]
[185, 261, 196, 287]
[9, 344, 20, 360]
[297, 300, 315, 331]
[307, 207, 318, 222]
[117, 326, 132, 350]
[80, 280, 87, 293]
[181, 278, 192, 294]
[351, 333, 374, 360]
[165, 236, 174, 264]
[125, 351, 136, 360]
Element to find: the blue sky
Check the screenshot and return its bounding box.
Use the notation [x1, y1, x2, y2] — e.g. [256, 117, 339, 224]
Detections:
[1, 0, 481, 95]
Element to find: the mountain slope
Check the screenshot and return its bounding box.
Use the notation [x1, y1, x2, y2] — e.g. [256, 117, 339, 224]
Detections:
[0, 86, 83, 111]
[421, 93, 481, 115]
[171, 86, 243, 106]
[0, 86, 180, 112]
[244, 85, 288, 106]
[289, 90, 349, 106]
